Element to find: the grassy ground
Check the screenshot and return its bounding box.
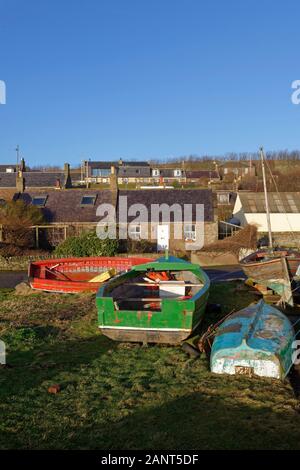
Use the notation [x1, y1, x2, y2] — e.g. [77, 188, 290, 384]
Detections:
[0, 282, 300, 450]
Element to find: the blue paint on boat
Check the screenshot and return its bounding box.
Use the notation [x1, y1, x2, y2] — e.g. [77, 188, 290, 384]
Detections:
[211, 300, 294, 379]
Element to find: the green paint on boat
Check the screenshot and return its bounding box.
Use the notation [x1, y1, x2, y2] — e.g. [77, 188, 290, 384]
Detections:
[96, 256, 210, 344]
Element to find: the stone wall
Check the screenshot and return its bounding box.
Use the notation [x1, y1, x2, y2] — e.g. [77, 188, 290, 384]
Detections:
[259, 231, 300, 248]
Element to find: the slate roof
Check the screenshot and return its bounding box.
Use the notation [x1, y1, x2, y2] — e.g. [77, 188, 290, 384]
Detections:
[23, 172, 68, 187]
[118, 166, 151, 177]
[0, 173, 16, 187]
[88, 161, 115, 169]
[15, 189, 115, 223]
[119, 161, 149, 167]
[0, 165, 16, 172]
[117, 189, 214, 222]
[88, 161, 150, 169]
[0, 171, 70, 188]
[239, 192, 300, 213]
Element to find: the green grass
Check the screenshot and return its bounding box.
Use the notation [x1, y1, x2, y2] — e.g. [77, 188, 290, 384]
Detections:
[0, 282, 300, 449]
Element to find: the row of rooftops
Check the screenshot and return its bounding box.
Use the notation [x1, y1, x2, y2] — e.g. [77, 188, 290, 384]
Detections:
[0, 189, 215, 224]
[0, 157, 257, 189]
[0, 161, 219, 191]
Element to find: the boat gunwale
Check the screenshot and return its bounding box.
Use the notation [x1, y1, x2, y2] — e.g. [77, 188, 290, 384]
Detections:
[96, 261, 210, 304]
[240, 249, 300, 267]
[28, 256, 154, 293]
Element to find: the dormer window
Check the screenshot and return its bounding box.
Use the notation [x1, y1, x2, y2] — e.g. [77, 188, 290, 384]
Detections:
[80, 195, 96, 206]
[32, 196, 47, 207]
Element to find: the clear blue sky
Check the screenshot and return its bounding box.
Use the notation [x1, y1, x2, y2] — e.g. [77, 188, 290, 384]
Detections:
[0, 0, 300, 167]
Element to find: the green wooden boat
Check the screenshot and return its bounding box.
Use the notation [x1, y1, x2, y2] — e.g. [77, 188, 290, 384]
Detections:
[96, 256, 210, 344]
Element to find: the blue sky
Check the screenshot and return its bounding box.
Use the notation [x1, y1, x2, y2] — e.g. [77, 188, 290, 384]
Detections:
[0, 0, 300, 166]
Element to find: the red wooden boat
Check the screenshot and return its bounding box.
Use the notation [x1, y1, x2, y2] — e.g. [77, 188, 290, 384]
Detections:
[28, 256, 153, 293]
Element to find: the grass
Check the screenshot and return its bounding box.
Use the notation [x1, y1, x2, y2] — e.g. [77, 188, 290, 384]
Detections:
[0, 282, 300, 449]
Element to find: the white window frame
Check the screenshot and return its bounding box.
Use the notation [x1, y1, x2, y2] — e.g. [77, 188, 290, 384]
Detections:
[217, 193, 230, 204]
[129, 224, 141, 240]
[184, 223, 196, 241]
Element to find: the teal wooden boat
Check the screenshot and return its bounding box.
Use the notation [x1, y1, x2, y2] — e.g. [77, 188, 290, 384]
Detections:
[96, 256, 210, 344]
[210, 300, 294, 380]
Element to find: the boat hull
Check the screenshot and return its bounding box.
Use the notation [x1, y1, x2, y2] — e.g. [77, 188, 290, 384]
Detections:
[240, 250, 300, 281]
[210, 300, 294, 380]
[97, 257, 210, 344]
[29, 256, 153, 293]
[239, 250, 300, 305]
[99, 327, 192, 344]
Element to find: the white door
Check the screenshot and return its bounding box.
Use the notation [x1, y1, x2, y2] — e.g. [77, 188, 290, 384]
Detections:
[157, 225, 169, 252]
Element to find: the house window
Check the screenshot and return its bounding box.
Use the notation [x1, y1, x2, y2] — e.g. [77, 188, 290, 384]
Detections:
[224, 168, 228, 175]
[174, 169, 182, 177]
[32, 196, 47, 207]
[80, 195, 96, 206]
[217, 193, 230, 204]
[152, 169, 160, 177]
[128, 224, 141, 240]
[92, 168, 110, 177]
[184, 224, 196, 241]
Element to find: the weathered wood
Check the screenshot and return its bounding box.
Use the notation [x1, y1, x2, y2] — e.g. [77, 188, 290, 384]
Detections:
[210, 300, 294, 380]
[115, 297, 163, 302]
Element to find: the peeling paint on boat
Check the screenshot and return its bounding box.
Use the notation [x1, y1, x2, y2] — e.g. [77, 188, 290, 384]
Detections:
[210, 300, 294, 380]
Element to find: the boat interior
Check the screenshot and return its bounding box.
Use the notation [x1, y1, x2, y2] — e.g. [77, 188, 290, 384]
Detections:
[243, 249, 300, 264]
[32, 263, 124, 283]
[107, 270, 204, 311]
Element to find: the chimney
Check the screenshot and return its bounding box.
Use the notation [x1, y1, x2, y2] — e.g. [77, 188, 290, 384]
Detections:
[20, 158, 26, 172]
[110, 165, 118, 191]
[16, 170, 25, 193]
[64, 162, 72, 188]
[118, 158, 123, 166]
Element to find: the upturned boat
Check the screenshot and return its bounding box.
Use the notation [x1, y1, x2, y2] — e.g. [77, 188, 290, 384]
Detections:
[29, 256, 153, 293]
[210, 300, 294, 380]
[96, 256, 210, 344]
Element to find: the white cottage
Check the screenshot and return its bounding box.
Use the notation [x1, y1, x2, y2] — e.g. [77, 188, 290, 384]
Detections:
[233, 192, 300, 233]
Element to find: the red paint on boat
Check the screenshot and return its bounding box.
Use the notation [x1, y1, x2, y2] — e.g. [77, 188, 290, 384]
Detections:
[29, 256, 153, 293]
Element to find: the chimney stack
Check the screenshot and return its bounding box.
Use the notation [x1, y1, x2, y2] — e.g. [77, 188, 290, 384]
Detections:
[64, 163, 72, 188]
[110, 165, 118, 191]
[20, 158, 26, 172]
[16, 170, 25, 193]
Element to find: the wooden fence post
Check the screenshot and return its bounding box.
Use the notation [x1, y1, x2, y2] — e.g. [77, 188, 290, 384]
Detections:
[35, 226, 39, 249]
